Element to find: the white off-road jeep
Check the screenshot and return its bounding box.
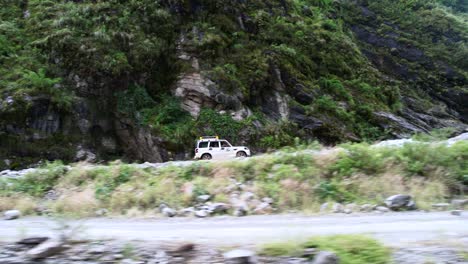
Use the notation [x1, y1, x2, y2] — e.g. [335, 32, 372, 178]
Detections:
[194, 136, 251, 160]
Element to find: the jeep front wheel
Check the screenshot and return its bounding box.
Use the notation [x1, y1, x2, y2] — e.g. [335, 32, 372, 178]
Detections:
[201, 154, 212, 160]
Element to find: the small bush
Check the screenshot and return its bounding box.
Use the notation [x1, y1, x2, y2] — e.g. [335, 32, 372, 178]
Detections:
[8, 161, 68, 197]
[260, 235, 391, 264]
[303, 235, 391, 264]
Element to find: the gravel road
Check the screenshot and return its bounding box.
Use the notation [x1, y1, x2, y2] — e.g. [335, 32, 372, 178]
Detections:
[1, 212, 467, 247]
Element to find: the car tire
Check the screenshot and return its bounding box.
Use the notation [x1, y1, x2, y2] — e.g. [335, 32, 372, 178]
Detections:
[236, 151, 247, 158]
[201, 154, 212, 160]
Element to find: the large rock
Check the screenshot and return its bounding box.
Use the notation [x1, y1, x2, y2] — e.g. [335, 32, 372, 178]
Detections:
[311, 251, 339, 264]
[451, 199, 468, 208]
[161, 207, 177, 218]
[223, 249, 257, 264]
[360, 204, 373, 212]
[208, 202, 230, 214]
[253, 202, 273, 214]
[4, 210, 21, 220]
[196, 194, 211, 203]
[194, 210, 210, 218]
[332, 203, 344, 213]
[431, 203, 450, 210]
[375, 206, 390, 213]
[17, 237, 49, 245]
[26, 239, 66, 259]
[384, 194, 416, 210]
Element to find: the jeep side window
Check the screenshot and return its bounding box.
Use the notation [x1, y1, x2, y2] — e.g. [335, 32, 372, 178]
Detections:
[210, 141, 220, 148]
[199, 142, 209, 148]
[221, 141, 231, 148]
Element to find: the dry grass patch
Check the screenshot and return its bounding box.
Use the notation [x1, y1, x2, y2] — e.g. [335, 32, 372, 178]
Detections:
[50, 186, 99, 217]
[0, 195, 37, 215]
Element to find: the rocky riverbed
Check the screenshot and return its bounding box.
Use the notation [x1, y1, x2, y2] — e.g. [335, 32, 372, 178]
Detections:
[1, 236, 467, 264]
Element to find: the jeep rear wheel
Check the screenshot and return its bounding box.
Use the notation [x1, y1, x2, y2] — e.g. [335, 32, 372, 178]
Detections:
[201, 153, 212, 160]
[236, 151, 247, 158]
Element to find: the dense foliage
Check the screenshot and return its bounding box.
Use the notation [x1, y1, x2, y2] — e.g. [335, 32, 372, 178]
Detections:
[0, 0, 467, 166]
[1, 140, 466, 216]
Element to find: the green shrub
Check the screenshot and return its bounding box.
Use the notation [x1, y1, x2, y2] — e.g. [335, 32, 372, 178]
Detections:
[196, 109, 243, 142]
[7, 161, 68, 197]
[303, 235, 391, 264]
[260, 235, 390, 264]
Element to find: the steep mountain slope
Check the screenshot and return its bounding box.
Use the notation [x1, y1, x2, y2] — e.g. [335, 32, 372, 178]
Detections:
[0, 0, 467, 169]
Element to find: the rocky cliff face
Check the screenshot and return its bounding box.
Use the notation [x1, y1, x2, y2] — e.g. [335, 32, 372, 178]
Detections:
[0, 0, 466, 169]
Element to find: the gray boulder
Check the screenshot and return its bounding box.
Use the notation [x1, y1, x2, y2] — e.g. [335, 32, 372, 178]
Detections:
[384, 194, 416, 210]
[332, 203, 344, 213]
[451, 210, 463, 216]
[451, 199, 468, 208]
[4, 210, 21, 220]
[95, 208, 109, 217]
[196, 194, 211, 203]
[431, 203, 450, 210]
[360, 204, 373, 212]
[253, 202, 273, 214]
[208, 202, 230, 214]
[178, 207, 195, 217]
[240, 192, 256, 201]
[161, 207, 177, 217]
[311, 251, 339, 264]
[375, 206, 390, 213]
[26, 239, 66, 259]
[17, 237, 49, 245]
[195, 210, 210, 218]
[262, 197, 274, 204]
[233, 207, 248, 217]
[223, 249, 257, 264]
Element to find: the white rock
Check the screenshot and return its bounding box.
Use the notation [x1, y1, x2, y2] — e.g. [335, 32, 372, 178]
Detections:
[178, 207, 195, 216]
[4, 210, 21, 220]
[253, 202, 273, 214]
[162, 207, 177, 217]
[451, 199, 468, 208]
[95, 208, 109, 216]
[332, 203, 344, 213]
[208, 203, 230, 214]
[431, 203, 450, 210]
[26, 239, 66, 259]
[345, 203, 356, 212]
[451, 210, 463, 216]
[233, 207, 248, 217]
[240, 192, 256, 201]
[261, 197, 274, 204]
[360, 204, 373, 212]
[311, 251, 339, 264]
[446, 133, 468, 146]
[375, 206, 390, 213]
[196, 194, 211, 203]
[223, 249, 257, 264]
[195, 210, 210, 218]
[384, 194, 414, 210]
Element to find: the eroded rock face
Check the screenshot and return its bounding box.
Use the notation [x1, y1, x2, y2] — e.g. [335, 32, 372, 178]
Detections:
[114, 119, 164, 163]
[174, 32, 252, 121]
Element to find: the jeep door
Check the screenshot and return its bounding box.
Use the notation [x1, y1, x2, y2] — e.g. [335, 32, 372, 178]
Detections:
[208, 141, 222, 159]
[220, 140, 235, 159]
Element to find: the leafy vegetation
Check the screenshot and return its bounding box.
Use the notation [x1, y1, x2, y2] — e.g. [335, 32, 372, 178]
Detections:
[0, 139, 465, 216]
[260, 235, 391, 264]
[0, 0, 467, 167]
